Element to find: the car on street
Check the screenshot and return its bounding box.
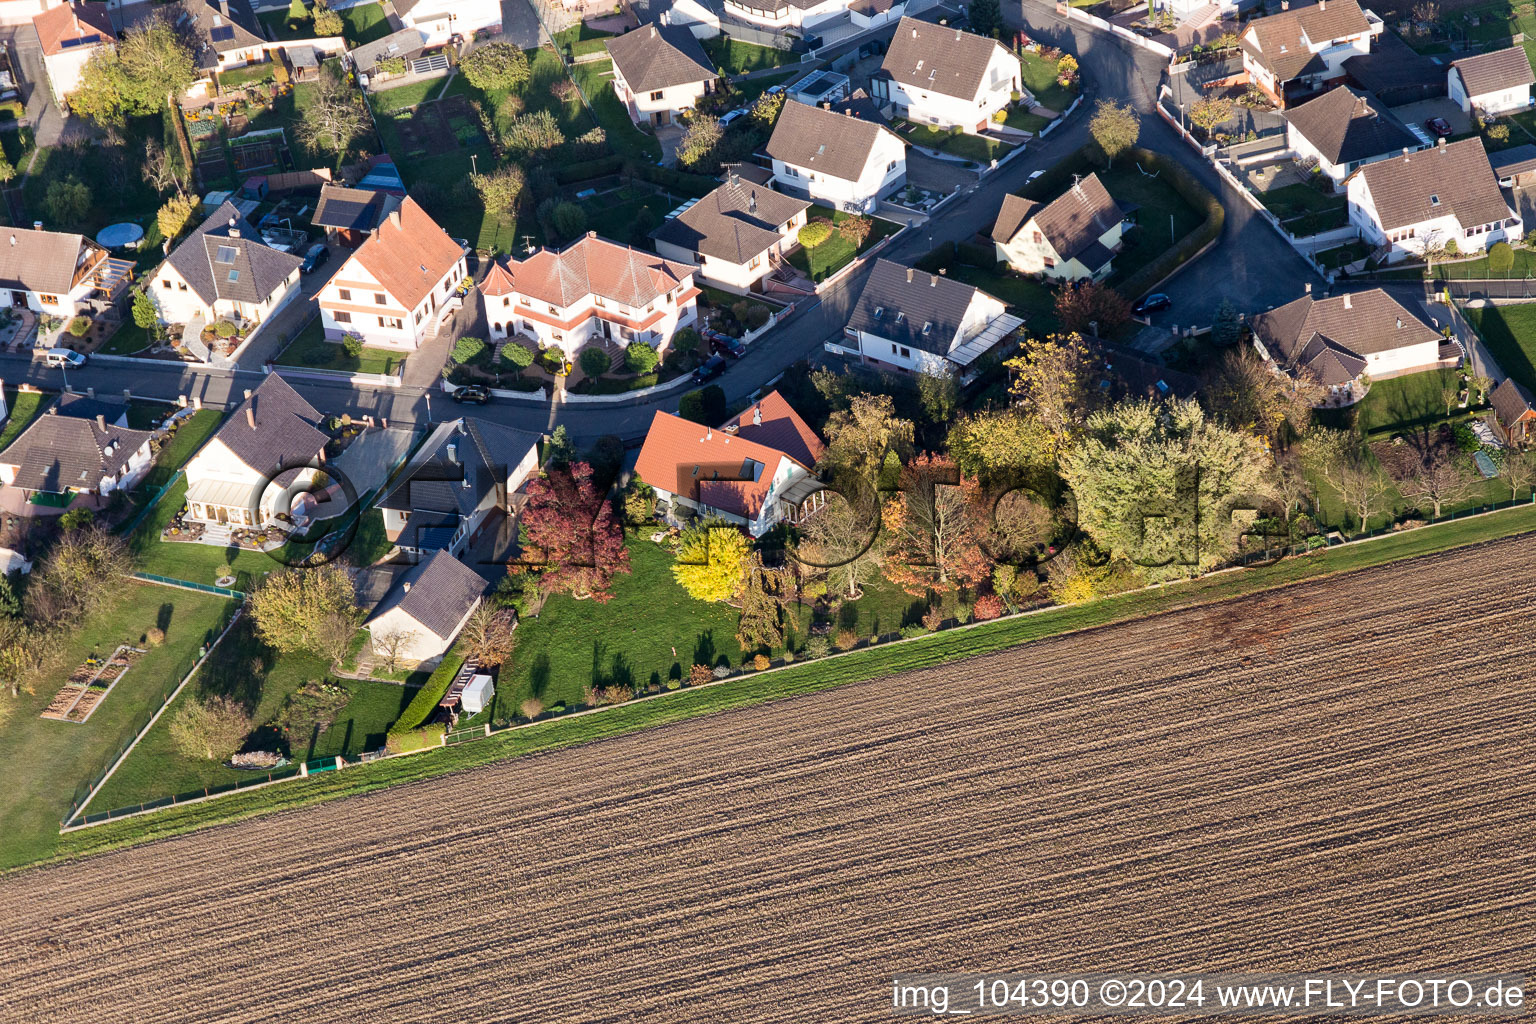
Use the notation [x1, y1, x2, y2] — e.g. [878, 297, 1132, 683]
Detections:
[1028, 169, 1045, 181]
[710, 333, 746, 358]
[1425, 117, 1453, 138]
[41, 347, 86, 369]
[300, 243, 329, 274]
[691, 354, 727, 384]
[451, 384, 491, 404]
[719, 108, 748, 128]
[1132, 293, 1172, 315]
[767, 83, 787, 96]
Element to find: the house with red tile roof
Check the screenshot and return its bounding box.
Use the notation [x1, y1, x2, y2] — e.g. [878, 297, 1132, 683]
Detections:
[316, 197, 467, 350]
[481, 232, 700, 359]
[634, 391, 825, 536]
[32, 1, 114, 103]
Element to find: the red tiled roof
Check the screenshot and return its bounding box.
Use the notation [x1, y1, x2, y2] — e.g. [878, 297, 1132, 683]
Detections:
[731, 390, 824, 469]
[506, 234, 694, 308]
[341, 197, 462, 310]
[481, 260, 516, 297]
[33, 1, 113, 56]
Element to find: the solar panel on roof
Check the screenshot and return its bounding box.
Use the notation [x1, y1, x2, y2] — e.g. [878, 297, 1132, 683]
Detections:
[215, 245, 237, 263]
[209, 25, 235, 41]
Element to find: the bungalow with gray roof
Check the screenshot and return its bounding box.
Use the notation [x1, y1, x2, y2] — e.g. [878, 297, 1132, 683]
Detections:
[842, 258, 1023, 378]
[0, 404, 154, 511]
[365, 549, 488, 666]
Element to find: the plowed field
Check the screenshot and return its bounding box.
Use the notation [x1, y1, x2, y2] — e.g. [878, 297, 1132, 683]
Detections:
[3, 537, 1535, 1023]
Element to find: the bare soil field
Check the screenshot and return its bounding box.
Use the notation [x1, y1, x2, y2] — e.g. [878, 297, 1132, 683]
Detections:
[3, 538, 1535, 1023]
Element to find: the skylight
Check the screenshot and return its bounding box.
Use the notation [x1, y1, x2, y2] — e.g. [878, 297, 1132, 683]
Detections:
[215, 245, 237, 263]
[228, 269, 240, 282]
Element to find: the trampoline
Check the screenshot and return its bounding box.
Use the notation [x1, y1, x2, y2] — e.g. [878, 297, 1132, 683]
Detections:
[96, 222, 145, 249]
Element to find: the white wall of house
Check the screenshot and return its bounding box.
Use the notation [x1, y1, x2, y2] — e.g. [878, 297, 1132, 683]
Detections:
[996, 217, 1124, 280]
[1450, 71, 1531, 114]
[650, 458, 808, 537]
[652, 210, 805, 293]
[368, 596, 480, 664]
[848, 290, 1006, 374]
[612, 72, 710, 126]
[723, 0, 847, 29]
[849, 1, 905, 30]
[184, 437, 320, 525]
[771, 132, 906, 213]
[41, 46, 100, 102]
[658, 0, 721, 37]
[319, 253, 466, 349]
[0, 281, 93, 317]
[148, 261, 301, 325]
[1242, 25, 1373, 102]
[485, 285, 699, 357]
[1361, 337, 1442, 375]
[1348, 175, 1524, 262]
[401, 0, 502, 43]
[885, 46, 1020, 133]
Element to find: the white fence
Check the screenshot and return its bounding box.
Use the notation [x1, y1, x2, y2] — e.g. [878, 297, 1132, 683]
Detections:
[270, 363, 404, 387]
[1055, 2, 1175, 58]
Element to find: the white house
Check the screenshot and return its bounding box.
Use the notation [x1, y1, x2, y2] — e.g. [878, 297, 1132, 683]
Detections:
[147, 201, 303, 332]
[32, 1, 114, 103]
[990, 173, 1127, 281]
[842, 258, 1024, 377]
[1449, 46, 1535, 115]
[872, 16, 1020, 133]
[1347, 137, 1523, 262]
[633, 390, 826, 536]
[1283, 85, 1422, 185]
[764, 96, 906, 214]
[1251, 287, 1454, 397]
[722, 0, 898, 31]
[0, 407, 154, 508]
[181, 374, 330, 530]
[394, 0, 503, 45]
[0, 227, 120, 318]
[375, 417, 542, 560]
[317, 197, 467, 350]
[365, 549, 487, 666]
[605, 24, 716, 127]
[1239, 0, 1380, 108]
[651, 171, 810, 293]
[480, 233, 700, 359]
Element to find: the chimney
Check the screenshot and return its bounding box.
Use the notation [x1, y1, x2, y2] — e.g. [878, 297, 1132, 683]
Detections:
[96, 413, 106, 430]
[388, 208, 402, 231]
[823, 101, 832, 109]
[650, 24, 657, 37]
[1343, 292, 1352, 310]
[32, 221, 41, 231]
[1318, 0, 1324, 8]
[1439, 136, 1447, 150]
[930, 273, 939, 287]
[954, 28, 961, 39]
[228, 216, 239, 239]
[705, 426, 712, 440]
[753, 404, 762, 425]
[447, 441, 458, 463]
[906, 266, 914, 283]
[729, 169, 739, 187]
[748, 190, 757, 214]
[246, 405, 256, 429]
[1280, 0, 1288, 8]
[1305, 282, 1312, 294]
[243, 389, 253, 400]
[402, 581, 411, 593]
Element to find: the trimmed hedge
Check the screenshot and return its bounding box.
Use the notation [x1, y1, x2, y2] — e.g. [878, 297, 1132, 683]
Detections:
[389, 649, 466, 735]
[635, 163, 721, 198]
[556, 155, 624, 184]
[1113, 147, 1224, 303]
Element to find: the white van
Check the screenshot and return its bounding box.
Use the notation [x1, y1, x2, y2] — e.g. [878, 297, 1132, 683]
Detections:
[41, 348, 86, 369]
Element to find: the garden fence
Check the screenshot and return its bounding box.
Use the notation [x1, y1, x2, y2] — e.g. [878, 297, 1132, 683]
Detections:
[133, 572, 246, 599]
[114, 470, 186, 538]
[71, 766, 304, 827]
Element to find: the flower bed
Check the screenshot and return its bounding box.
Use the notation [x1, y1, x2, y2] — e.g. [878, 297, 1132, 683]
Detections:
[39, 645, 146, 724]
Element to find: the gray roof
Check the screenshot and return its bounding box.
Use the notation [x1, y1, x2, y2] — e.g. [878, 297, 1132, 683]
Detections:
[375, 417, 539, 547]
[847, 258, 991, 356]
[1491, 143, 1536, 177]
[1343, 31, 1445, 103]
[350, 26, 428, 68]
[312, 184, 402, 233]
[880, 16, 1010, 101]
[368, 549, 487, 639]
[991, 173, 1123, 267]
[0, 412, 152, 493]
[0, 227, 102, 298]
[167, 201, 302, 307]
[173, 0, 265, 70]
[210, 373, 329, 475]
[1253, 288, 1440, 385]
[1452, 45, 1535, 98]
[766, 96, 898, 183]
[604, 24, 715, 93]
[1356, 138, 1512, 232]
[1284, 86, 1419, 166]
[651, 174, 809, 264]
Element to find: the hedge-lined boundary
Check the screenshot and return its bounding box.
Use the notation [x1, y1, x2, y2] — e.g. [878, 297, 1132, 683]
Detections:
[30, 502, 1536, 872]
[1113, 146, 1225, 302]
[554, 158, 724, 195]
[388, 650, 466, 735]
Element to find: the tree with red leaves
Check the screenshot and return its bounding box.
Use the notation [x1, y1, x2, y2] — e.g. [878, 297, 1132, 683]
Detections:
[518, 461, 630, 602]
[880, 453, 993, 598]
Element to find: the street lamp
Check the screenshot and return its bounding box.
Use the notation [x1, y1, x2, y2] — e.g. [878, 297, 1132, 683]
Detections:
[424, 388, 432, 424]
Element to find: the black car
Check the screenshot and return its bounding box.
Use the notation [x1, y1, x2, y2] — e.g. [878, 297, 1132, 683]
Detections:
[709, 333, 746, 358]
[452, 384, 491, 404]
[1133, 293, 1172, 315]
[691, 354, 727, 385]
[300, 243, 329, 274]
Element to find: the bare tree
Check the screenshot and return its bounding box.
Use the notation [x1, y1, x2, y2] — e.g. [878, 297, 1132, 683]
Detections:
[1334, 459, 1395, 533]
[373, 628, 417, 674]
[1497, 446, 1536, 500]
[459, 603, 517, 667]
[794, 489, 883, 599]
[296, 64, 370, 155]
[1399, 447, 1477, 518]
[1441, 386, 1459, 418]
[141, 137, 182, 195]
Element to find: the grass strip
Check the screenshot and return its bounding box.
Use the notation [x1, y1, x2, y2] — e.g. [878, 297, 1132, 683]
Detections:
[37, 502, 1536, 870]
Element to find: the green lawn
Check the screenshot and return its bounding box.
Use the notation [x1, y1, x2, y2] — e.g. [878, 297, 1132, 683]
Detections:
[1257, 181, 1346, 217]
[276, 320, 400, 375]
[731, 69, 797, 106]
[786, 205, 901, 281]
[370, 77, 447, 113]
[1466, 301, 1536, 391]
[0, 389, 46, 450]
[702, 36, 797, 73]
[48, 500, 1536, 868]
[1003, 108, 1051, 134]
[216, 61, 278, 91]
[242, 59, 373, 170]
[134, 408, 223, 496]
[338, 2, 391, 46]
[1096, 162, 1202, 290]
[579, 186, 678, 247]
[895, 119, 1015, 163]
[100, 321, 154, 355]
[1418, 245, 1536, 280]
[0, 583, 237, 870]
[1018, 49, 1077, 112]
[1350, 368, 1471, 437]
[20, 119, 162, 237]
[568, 57, 662, 161]
[88, 616, 415, 815]
[258, 7, 314, 41]
[552, 22, 615, 57]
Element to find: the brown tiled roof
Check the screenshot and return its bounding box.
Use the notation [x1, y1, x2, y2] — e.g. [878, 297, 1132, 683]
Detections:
[650, 176, 809, 264]
[32, 2, 113, 56]
[0, 411, 152, 493]
[1283, 86, 1419, 165]
[0, 227, 103, 297]
[990, 173, 1121, 265]
[1253, 289, 1440, 385]
[880, 16, 1010, 102]
[367, 549, 486, 640]
[604, 24, 715, 93]
[505, 234, 694, 308]
[341, 197, 462, 310]
[1241, 0, 1371, 81]
[1452, 46, 1535, 99]
[210, 373, 329, 475]
[480, 260, 515, 297]
[766, 98, 899, 183]
[730, 390, 824, 468]
[1356, 138, 1512, 231]
[1491, 376, 1536, 427]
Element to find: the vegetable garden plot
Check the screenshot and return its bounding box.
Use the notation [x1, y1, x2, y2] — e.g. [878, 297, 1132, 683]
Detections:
[39, 646, 147, 724]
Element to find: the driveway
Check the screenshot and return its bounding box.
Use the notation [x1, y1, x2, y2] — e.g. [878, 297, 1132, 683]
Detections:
[2, 25, 95, 150]
[905, 148, 980, 193]
[233, 242, 348, 368]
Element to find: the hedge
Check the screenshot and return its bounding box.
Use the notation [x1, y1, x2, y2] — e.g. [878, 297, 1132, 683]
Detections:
[1112, 146, 1224, 303]
[635, 163, 721, 198]
[389, 649, 467, 734]
[556, 155, 624, 184]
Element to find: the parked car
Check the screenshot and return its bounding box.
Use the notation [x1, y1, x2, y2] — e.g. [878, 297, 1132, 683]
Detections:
[1425, 117, 1453, 138]
[451, 384, 491, 405]
[41, 347, 86, 369]
[300, 243, 329, 274]
[691, 354, 727, 384]
[1028, 169, 1045, 181]
[767, 83, 787, 96]
[710, 333, 746, 359]
[1132, 293, 1172, 315]
[719, 108, 749, 128]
